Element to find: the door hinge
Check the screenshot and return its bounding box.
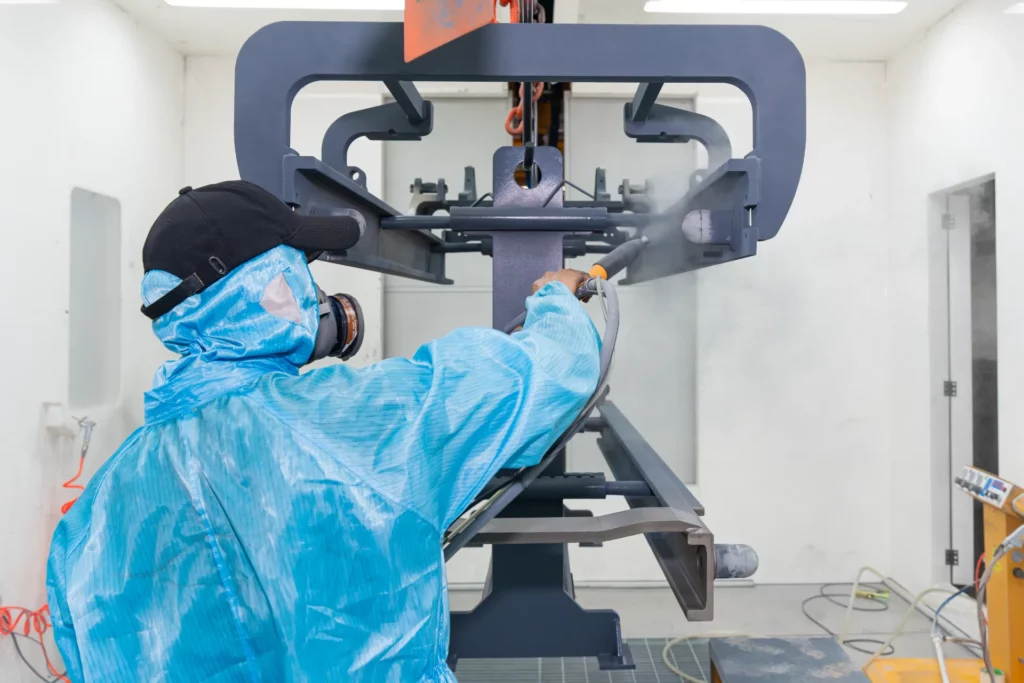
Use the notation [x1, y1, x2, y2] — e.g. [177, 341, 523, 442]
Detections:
[942, 213, 956, 231]
[945, 549, 959, 567]
[944, 381, 958, 397]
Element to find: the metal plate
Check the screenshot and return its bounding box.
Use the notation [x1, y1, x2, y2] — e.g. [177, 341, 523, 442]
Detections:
[405, 0, 494, 62]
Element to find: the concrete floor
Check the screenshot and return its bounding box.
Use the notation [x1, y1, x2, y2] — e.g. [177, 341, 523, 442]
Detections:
[449, 583, 981, 676]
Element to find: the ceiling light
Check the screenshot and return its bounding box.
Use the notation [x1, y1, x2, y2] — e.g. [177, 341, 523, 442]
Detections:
[1006, 2, 1024, 13]
[644, 0, 908, 14]
[163, 0, 401, 8]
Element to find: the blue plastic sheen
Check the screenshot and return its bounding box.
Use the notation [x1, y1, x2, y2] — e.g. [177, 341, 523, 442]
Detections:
[46, 245, 600, 682]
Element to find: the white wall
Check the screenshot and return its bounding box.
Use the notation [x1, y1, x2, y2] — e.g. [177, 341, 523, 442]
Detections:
[183, 56, 386, 366]
[0, 0, 184, 679]
[886, 0, 1024, 589]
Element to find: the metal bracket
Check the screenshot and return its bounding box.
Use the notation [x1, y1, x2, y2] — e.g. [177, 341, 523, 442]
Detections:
[594, 168, 611, 201]
[624, 156, 762, 283]
[624, 100, 733, 173]
[411, 177, 447, 202]
[618, 178, 655, 213]
[458, 166, 477, 202]
[322, 100, 434, 189]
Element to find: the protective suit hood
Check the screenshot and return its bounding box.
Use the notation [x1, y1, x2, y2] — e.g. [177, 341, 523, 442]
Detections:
[141, 245, 319, 423]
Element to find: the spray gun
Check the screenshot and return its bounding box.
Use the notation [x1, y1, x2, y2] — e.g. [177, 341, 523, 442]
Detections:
[76, 416, 96, 460]
[574, 235, 650, 299]
[502, 234, 652, 333]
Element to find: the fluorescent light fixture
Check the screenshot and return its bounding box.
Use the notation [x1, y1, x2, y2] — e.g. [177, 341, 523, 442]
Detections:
[644, 0, 907, 14]
[164, 0, 400, 8]
[1006, 2, 1024, 13]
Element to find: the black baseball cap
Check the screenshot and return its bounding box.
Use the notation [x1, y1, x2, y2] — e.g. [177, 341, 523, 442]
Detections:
[141, 180, 362, 320]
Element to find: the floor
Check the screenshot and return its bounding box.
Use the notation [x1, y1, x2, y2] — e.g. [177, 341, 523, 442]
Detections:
[450, 584, 981, 682]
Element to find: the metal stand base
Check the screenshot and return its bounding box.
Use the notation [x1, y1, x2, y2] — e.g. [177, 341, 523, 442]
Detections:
[449, 542, 633, 670]
[598, 643, 636, 670]
[449, 593, 632, 670]
[449, 480, 634, 671]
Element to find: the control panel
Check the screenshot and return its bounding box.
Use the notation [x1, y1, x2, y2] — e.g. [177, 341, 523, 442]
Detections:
[954, 465, 1016, 509]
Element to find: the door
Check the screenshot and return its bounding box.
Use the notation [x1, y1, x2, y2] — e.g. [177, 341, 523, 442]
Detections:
[938, 179, 998, 587]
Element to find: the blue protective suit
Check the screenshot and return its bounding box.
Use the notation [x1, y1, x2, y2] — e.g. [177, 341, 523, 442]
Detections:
[46, 245, 600, 682]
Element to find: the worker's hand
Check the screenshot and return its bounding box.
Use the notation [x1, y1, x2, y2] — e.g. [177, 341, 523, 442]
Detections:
[532, 269, 590, 296]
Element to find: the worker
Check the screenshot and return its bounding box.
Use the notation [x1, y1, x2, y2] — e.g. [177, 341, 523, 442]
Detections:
[45, 181, 601, 682]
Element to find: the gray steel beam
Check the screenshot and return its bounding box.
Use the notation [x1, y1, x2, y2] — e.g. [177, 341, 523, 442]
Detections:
[471, 508, 700, 545]
[478, 473, 653, 501]
[283, 156, 449, 284]
[597, 401, 714, 620]
[598, 402, 706, 516]
[381, 207, 616, 233]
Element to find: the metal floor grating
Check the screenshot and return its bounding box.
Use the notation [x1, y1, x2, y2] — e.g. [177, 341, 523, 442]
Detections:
[454, 638, 709, 682]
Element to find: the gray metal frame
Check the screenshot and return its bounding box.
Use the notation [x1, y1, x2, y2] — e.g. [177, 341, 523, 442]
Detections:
[233, 19, 806, 672]
[235, 21, 806, 282]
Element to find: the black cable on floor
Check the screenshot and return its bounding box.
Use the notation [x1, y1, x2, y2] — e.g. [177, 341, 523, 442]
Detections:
[9, 632, 62, 683]
[800, 583, 896, 656]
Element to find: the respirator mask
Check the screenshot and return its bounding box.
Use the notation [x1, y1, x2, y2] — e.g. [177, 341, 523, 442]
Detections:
[309, 286, 364, 363]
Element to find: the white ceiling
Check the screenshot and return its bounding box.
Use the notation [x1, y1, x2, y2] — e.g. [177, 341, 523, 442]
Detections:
[582, 0, 965, 60]
[114, 0, 964, 61]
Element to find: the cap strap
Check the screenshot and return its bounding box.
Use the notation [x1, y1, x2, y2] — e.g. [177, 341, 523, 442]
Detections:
[140, 273, 206, 320]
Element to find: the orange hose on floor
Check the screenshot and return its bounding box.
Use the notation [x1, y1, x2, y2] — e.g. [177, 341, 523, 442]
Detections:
[2, 433, 89, 682]
[0, 605, 71, 683]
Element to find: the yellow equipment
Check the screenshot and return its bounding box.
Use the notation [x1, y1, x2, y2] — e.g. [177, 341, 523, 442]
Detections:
[867, 466, 1023, 682]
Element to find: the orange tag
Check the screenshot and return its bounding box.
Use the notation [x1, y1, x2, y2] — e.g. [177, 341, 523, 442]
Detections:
[405, 0, 494, 62]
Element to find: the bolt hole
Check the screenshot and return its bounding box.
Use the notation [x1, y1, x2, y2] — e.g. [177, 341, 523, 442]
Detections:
[351, 170, 361, 181]
[514, 161, 542, 189]
[387, 128, 396, 136]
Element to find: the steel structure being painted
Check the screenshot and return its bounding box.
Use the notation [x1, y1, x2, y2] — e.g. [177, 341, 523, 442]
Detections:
[234, 19, 806, 670]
